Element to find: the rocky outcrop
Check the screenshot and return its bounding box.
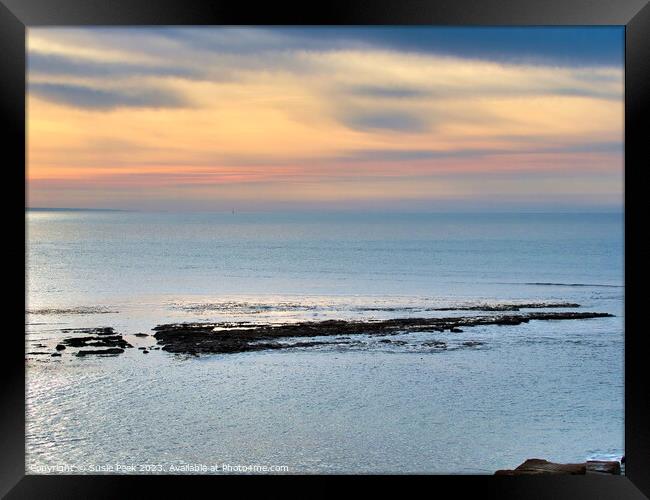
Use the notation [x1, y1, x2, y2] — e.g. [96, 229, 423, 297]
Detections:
[152, 311, 613, 356]
[62, 335, 131, 349]
[55, 327, 132, 357]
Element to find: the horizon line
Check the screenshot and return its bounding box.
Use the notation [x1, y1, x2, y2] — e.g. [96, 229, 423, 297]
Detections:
[26, 206, 624, 214]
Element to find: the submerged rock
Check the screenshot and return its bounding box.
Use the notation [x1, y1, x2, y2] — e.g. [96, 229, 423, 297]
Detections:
[76, 348, 124, 357]
[28, 306, 118, 315]
[422, 341, 447, 348]
[432, 302, 581, 312]
[61, 327, 117, 336]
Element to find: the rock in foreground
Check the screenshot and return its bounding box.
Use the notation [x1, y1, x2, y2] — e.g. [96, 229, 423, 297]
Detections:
[495, 458, 621, 475]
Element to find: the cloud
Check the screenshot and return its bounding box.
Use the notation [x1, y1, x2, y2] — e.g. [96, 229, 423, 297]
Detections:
[29, 82, 188, 110]
[154, 27, 624, 67]
[26, 27, 624, 210]
[28, 29, 623, 115]
[338, 110, 430, 133]
[344, 85, 431, 99]
[28, 52, 202, 80]
[342, 140, 623, 163]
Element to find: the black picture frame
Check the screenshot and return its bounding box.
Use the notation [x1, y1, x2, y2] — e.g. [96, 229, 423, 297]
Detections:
[3, 0, 648, 497]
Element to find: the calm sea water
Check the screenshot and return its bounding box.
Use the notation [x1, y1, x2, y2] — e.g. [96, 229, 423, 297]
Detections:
[25, 210, 624, 474]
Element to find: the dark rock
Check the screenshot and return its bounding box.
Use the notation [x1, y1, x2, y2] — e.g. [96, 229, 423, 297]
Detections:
[450, 327, 463, 333]
[55, 344, 66, 351]
[92, 327, 116, 336]
[422, 341, 447, 348]
[495, 459, 586, 475]
[76, 348, 124, 357]
[134, 333, 149, 337]
[495, 458, 621, 476]
[62, 337, 93, 348]
[152, 311, 613, 356]
[251, 341, 333, 351]
[50, 353, 62, 357]
[142, 350, 149, 354]
[63, 335, 133, 348]
[61, 327, 116, 336]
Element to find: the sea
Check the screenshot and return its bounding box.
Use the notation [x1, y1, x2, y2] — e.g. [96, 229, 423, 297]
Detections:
[25, 210, 624, 474]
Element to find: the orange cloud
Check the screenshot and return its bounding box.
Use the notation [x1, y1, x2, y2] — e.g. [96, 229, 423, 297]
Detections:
[27, 28, 623, 210]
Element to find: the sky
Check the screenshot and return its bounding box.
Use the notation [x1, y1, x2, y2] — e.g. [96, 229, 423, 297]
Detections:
[27, 27, 624, 212]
